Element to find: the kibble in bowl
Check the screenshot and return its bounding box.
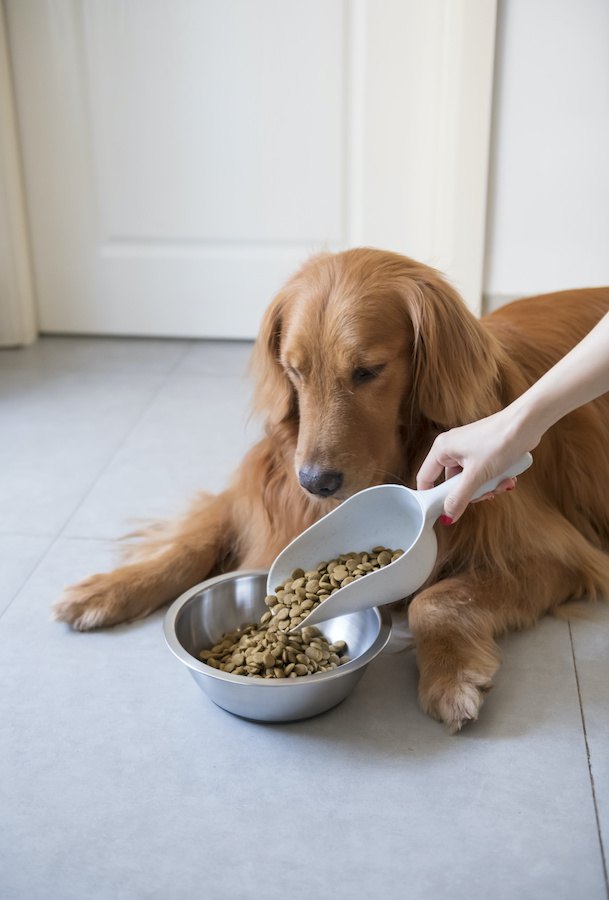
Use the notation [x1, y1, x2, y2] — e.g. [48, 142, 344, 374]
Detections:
[163, 570, 391, 722]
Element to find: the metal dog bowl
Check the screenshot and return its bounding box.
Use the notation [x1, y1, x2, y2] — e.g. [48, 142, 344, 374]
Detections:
[164, 570, 392, 722]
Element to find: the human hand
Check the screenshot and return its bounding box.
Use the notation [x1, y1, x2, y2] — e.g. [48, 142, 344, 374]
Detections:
[416, 409, 534, 522]
[417, 309, 609, 522]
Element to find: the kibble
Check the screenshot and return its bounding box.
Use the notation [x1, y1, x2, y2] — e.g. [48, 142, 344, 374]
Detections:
[198, 546, 402, 679]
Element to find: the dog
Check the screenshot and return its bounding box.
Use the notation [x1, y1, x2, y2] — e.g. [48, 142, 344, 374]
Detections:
[53, 248, 609, 731]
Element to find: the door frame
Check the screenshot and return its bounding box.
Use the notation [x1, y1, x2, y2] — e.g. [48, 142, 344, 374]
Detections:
[0, 0, 36, 346]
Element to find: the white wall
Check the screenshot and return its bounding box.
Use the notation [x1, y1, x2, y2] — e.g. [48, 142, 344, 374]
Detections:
[484, 0, 609, 308]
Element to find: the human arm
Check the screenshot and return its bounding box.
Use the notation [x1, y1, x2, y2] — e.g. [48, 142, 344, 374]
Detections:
[416, 311, 609, 522]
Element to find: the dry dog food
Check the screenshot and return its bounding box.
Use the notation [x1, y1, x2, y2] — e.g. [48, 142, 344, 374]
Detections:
[200, 623, 347, 678]
[199, 547, 403, 679]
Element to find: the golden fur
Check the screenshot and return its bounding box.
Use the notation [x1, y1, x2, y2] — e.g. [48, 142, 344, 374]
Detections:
[53, 248, 609, 731]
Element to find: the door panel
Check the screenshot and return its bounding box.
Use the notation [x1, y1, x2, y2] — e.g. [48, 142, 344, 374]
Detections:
[6, 0, 496, 338]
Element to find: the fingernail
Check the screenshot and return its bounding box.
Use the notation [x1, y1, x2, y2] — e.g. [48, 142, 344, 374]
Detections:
[506, 485, 515, 492]
[439, 515, 454, 526]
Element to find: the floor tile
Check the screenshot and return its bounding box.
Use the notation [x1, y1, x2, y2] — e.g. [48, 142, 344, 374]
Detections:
[0, 369, 165, 535]
[174, 340, 254, 378]
[570, 604, 609, 874]
[0, 534, 52, 616]
[0, 537, 604, 900]
[63, 373, 261, 539]
[0, 335, 191, 375]
[1, 338, 606, 900]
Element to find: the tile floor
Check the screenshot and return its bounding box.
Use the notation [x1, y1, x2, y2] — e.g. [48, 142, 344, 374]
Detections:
[1, 336, 607, 900]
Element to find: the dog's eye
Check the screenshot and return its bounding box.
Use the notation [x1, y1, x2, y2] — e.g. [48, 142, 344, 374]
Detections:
[352, 364, 385, 385]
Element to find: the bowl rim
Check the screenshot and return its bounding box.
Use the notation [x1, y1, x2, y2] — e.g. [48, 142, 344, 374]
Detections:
[163, 569, 392, 687]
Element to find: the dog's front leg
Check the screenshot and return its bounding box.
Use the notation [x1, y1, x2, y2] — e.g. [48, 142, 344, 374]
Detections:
[53, 493, 234, 631]
[407, 576, 506, 733]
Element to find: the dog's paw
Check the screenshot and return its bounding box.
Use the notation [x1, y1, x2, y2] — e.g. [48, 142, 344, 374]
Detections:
[52, 573, 129, 631]
[418, 669, 493, 734]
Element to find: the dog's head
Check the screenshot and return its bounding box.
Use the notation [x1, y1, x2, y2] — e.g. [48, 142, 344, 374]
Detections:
[252, 248, 503, 501]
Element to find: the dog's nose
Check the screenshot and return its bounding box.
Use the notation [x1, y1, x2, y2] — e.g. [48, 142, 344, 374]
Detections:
[298, 466, 343, 497]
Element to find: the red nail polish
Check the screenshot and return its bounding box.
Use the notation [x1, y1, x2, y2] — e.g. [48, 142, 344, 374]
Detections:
[439, 515, 454, 526]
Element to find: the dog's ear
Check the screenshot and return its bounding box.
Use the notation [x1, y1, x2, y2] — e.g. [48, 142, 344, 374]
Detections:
[399, 268, 505, 426]
[250, 289, 297, 427]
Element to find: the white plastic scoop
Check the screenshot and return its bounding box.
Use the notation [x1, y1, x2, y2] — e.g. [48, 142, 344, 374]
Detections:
[267, 453, 533, 630]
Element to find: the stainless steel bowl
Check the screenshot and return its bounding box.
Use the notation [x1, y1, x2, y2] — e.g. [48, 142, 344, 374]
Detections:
[164, 570, 392, 722]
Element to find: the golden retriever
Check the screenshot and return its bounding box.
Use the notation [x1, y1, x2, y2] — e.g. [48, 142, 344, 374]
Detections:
[53, 248, 609, 731]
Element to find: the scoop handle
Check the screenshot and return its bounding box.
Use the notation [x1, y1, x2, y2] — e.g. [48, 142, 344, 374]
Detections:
[418, 452, 533, 523]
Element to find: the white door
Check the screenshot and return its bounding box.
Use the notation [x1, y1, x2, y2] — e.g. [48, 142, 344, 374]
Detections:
[5, 0, 496, 339]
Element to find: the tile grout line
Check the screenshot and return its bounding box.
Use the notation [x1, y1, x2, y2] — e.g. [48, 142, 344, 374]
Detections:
[0, 536, 58, 621]
[0, 342, 195, 624]
[569, 621, 609, 898]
